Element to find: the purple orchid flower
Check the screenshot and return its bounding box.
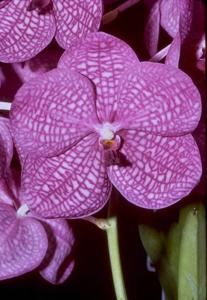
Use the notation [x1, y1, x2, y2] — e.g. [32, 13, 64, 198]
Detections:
[0, 0, 102, 63]
[144, 0, 205, 62]
[0, 117, 75, 283]
[10, 32, 202, 219]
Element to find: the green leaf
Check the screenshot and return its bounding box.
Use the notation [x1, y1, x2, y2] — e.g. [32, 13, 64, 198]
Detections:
[139, 202, 206, 300]
[178, 203, 206, 300]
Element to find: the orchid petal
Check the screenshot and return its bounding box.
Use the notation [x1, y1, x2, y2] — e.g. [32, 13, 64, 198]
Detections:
[53, 0, 103, 49]
[58, 32, 139, 122]
[0, 1, 10, 9]
[108, 130, 202, 209]
[144, 1, 160, 56]
[160, 0, 180, 38]
[11, 68, 97, 161]
[20, 134, 111, 218]
[0, 203, 48, 280]
[40, 219, 75, 284]
[0, 179, 14, 206]
[0, 117, 13, 176]
[116, 62, 201, 135]
[165, 32, 181, 67]
[0, 0, 56, 63]
[177, 0, 193, 41]
[12, 45, 63, 83]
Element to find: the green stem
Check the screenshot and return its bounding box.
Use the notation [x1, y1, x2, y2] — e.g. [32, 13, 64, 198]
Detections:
[178, 202, 206, 300]
[106, 198, 128, 300]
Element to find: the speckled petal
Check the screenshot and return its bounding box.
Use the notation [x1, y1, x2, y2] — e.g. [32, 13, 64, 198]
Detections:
[178, 0, 193, 41]
[0, 0, 56, 63]
[116, 62, 201, 135]
[10, 68, 97, 161]
[0, 117, 13, 176]
[0, 179, 14, 206]
[40, 219, 75, 284]
[165, 32, 181, 67]
[0, 0, 10, 9]
[160, 0, 180, 38]
[0, 203, 48, 280]
[12, 45, 63, 83]
[53, 0, 103, 49]
[108, 130, 202, 209]
[160, 0, 193, 40]
[20, 134, 111, 218]
[58, 32, 139, 122]
[144, 1, 160, 56]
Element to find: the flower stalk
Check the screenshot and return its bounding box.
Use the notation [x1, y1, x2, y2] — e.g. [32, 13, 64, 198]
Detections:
[102, 0, 141, 24]
[106, 196, 128, 300]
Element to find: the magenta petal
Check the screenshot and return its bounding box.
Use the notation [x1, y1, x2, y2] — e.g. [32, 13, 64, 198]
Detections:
[0, 179, 14, 206]
[0, 0, 56, 63]
[144, 1, 160, 56]
[160, 0, 180, 38]
[108, 130, 202, 209]
[116, 62, 201, 135]
[53, 0, 103, 49]
[40, 219, 75, 284]
[0, 203, 48, 280]
[176, 0, 193, 41]
[0, 117, 13, 176]
[11, 68, 97, 161]
[20, 134, 111, 218]
[165, 32, 181, 67]
[58, 32, 139, 122]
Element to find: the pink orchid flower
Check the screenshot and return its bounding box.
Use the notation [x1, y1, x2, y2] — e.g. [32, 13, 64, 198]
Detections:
[0, 0, 102, 63]
[0, 117, 75, 283]
[10, 32, 202, 219]
[144, 0, 205, 61]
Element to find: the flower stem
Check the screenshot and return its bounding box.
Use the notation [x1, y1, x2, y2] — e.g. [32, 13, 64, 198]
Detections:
[102, 0, 141, 24]
[106, 197, 128, 300]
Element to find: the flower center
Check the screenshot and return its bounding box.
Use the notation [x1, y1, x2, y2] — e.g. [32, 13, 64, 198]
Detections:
[17, 204, 30, 217]
[98, 123, 122, 166]
[27, 0, 53, 14]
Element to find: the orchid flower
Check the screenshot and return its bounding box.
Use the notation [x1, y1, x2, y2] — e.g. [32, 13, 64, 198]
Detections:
[0, 117, 75, 283]
[0, 0, 102, 63]
[144, 0, 205, 63]
[10, 32, 202, 219]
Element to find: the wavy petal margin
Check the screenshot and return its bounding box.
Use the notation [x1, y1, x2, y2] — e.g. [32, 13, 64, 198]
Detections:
[116, 62, 201, 135]
[20, 134, 111, 218]
[53, 0, 103, 49]
[144, 1, 160, 56]
[40, 219, 75, 284]
[58, 32, 139, 122]
[108, 130, 202, 209]
[0, 203, 48, 280]
[0, 0, 56, 62]
[11, 68, 97, 161]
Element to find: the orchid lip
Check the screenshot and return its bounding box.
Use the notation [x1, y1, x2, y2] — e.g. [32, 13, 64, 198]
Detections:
[95, 122, 122, 151]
